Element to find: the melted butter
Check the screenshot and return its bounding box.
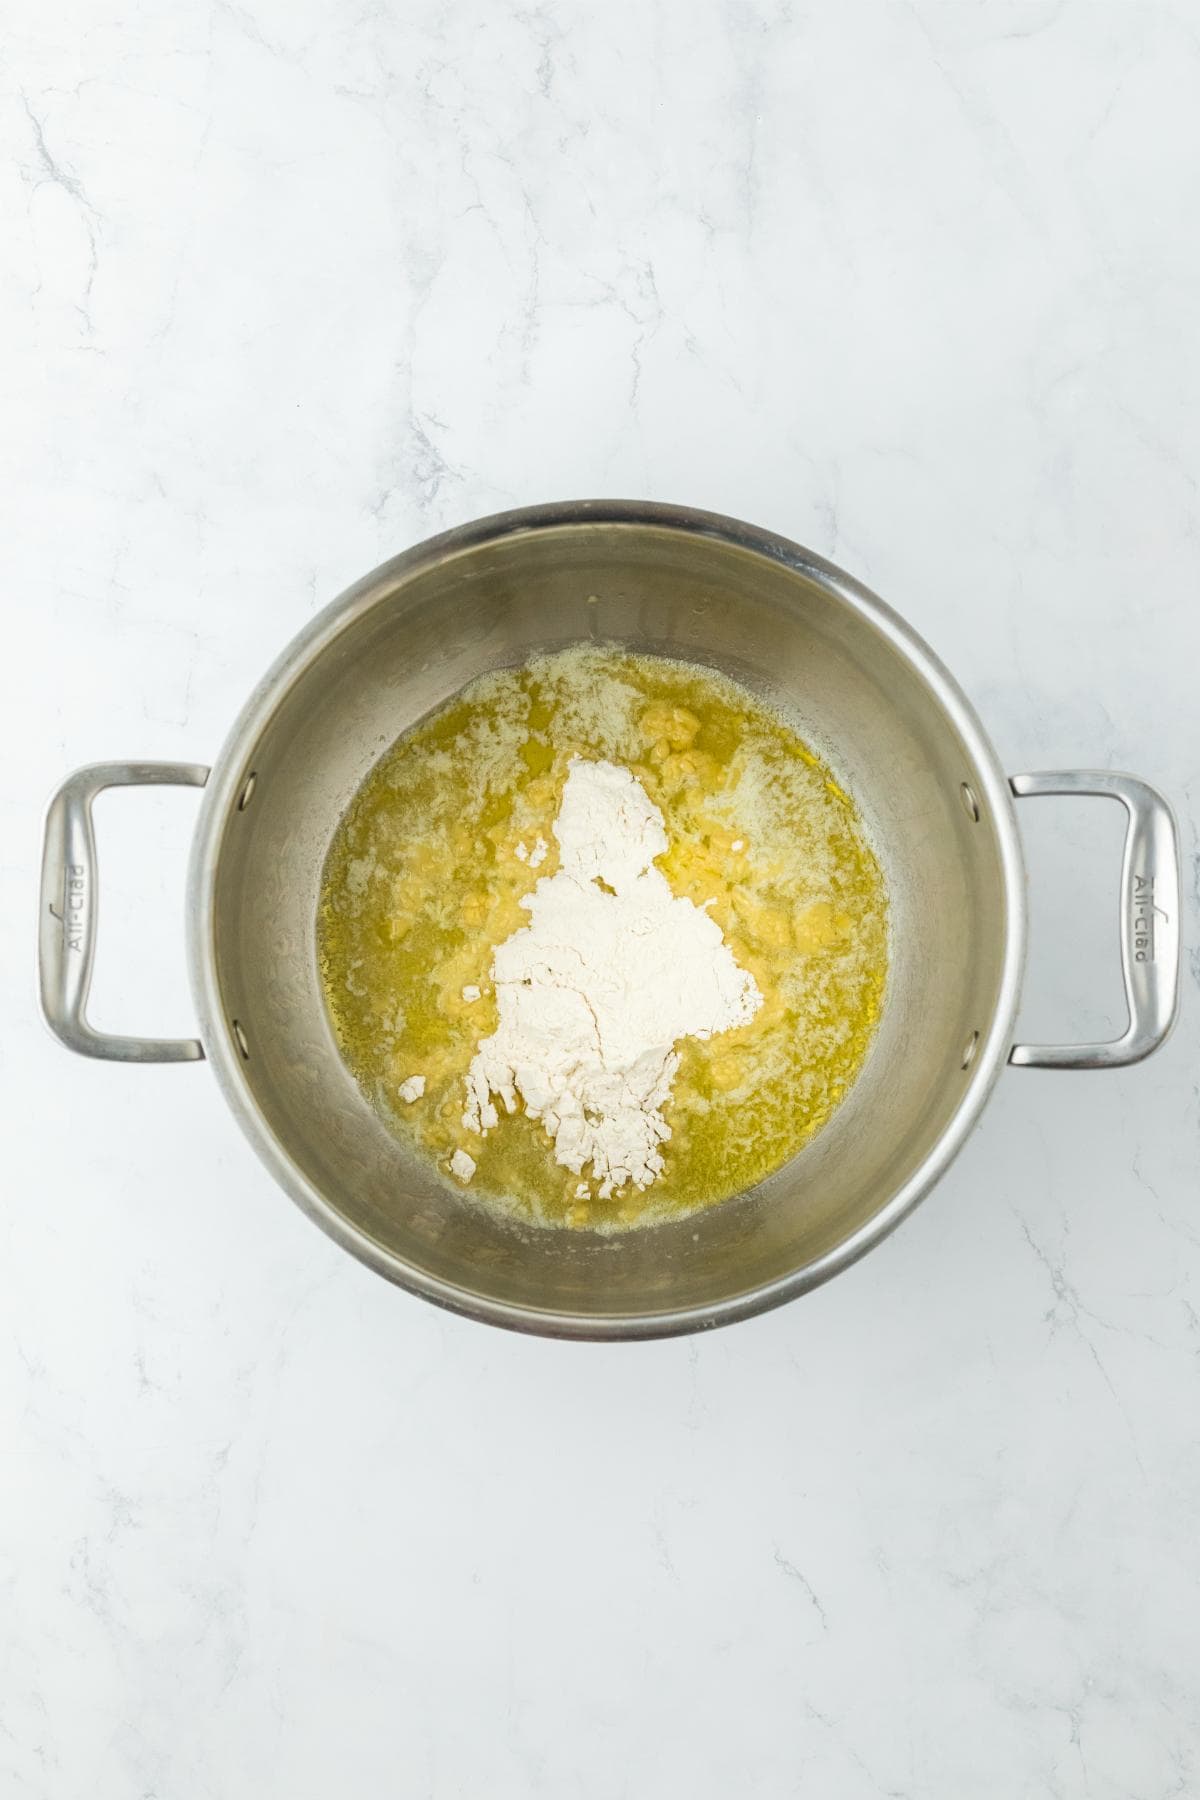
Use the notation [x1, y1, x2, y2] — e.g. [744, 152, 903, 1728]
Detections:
[317, 645, 888, 1230]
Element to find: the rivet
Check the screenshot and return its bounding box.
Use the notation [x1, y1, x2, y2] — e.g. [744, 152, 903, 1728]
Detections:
[960, 781, 980, 822]
[961, 1029, 980, 1071]
[237, 771, 257, 812]
[232, 1019, 250, 1059]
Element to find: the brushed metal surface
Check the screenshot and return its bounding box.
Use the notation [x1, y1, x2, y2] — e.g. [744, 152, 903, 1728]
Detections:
[1008, 771, 1181, 1068]
[39, 761, 209, 1062]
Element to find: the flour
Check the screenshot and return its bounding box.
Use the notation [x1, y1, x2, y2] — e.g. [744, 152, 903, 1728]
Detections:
[462, 758, 762, 1198]
[398, 1074, 426, 1103]
[514, 836, 549, 868]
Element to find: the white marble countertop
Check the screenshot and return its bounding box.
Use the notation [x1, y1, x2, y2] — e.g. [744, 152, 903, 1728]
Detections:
[5, 3, 1199, 1794]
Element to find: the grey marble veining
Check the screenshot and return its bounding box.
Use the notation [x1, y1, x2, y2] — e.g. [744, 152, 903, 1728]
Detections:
[3, 1, 1199, 1795]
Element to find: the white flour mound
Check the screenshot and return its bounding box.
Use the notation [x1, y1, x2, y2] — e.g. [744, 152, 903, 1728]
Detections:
[462, 758, 762, 1198]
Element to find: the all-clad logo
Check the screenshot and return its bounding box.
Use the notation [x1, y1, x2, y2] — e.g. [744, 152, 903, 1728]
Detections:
[1131, 872, 1163, 963]
[54, 863, 87, 952]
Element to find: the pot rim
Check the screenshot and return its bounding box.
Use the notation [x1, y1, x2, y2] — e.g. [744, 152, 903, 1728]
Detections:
[186, 499, 1027, 1339]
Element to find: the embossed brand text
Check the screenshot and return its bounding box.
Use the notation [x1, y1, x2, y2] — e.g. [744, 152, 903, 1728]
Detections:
[1131, 872, 1156, 963]
[64, 863, 85, 952]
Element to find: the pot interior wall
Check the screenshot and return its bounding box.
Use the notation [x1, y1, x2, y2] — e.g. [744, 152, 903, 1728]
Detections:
[206, 520, 1012, 1323]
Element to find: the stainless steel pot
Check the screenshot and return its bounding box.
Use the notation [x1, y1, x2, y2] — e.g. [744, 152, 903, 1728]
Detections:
[39, 502, 1182, 1338]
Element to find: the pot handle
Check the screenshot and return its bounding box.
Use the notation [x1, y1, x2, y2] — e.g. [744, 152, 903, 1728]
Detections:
[1008, 770, 1181, 1070]
[39, 761, 210, 1062]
